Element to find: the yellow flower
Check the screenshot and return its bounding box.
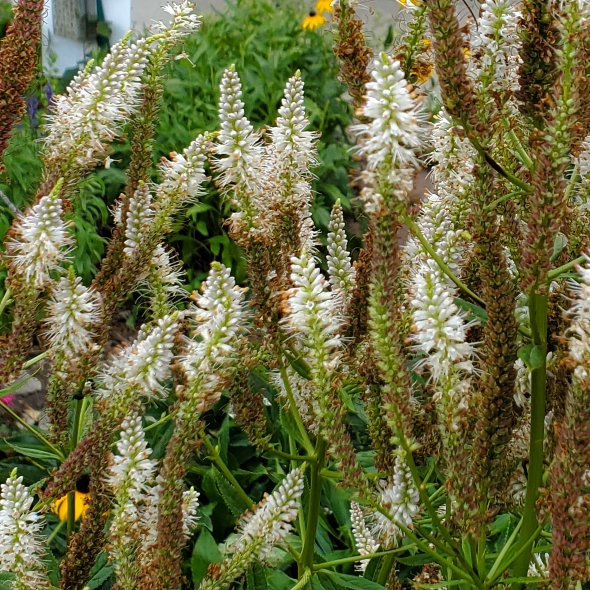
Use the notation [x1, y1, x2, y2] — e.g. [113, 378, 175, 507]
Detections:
[315, 0, 333, 13]
[421, 38, 432, 48]
[302, 11, 327, 30]
[53, 491, 90, 522]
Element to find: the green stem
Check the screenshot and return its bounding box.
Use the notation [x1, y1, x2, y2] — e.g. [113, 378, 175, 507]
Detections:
[0, 288, 13, 315]
[366, 498, 480, 587]
[0, 399, 65, 460]
[70, 398, 84, 454]
[489, 523, 545, 587]
[548, 254, 585, 279]
[299, 438, 326, 578]
[376, 552, 396, 585]
[292, 568, 312, 590]
[485, 518, 522, 583]
[483, 190, 523, 213]
[507, 129, 534, 171]
[66, 491, 76, 540]
[22, 351, 48, 369]
[313, 545, 416, 571]
[401, 212, 486, 306]
[512, 292, 548, 588]
[46, 520, 65, 545]
[279, 357, 315, 456]
[290, 435, 307, 540]
[143, 412, 173, 432]
[202, 435, 253, 510]
[467, 131, 534, 193]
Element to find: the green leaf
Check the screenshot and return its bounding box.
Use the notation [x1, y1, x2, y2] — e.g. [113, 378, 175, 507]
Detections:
[453, 298, 488, 324]
[3, 441, 62, 462]
[488, 513, 512, 535]
[86, 558, 113, 590]
[46, 548, 60, 586]
[191, 529, 223, 588]
[517, 344, 534, 368]
[265, 568, 297, 590]
[550, 233, 567, 263]
[529, 345, 545, 370]
[247, 564, 269, 590]
[0, 573, 15, 590]
[212, 467, 248, 516]
[319, 571, 386, 590]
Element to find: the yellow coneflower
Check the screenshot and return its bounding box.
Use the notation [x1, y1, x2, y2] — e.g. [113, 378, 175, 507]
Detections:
[302, 10, 327, 30]
[53, 491, 90, 522]
[315, 0, 333, 13]
[52, 474, 91, 522]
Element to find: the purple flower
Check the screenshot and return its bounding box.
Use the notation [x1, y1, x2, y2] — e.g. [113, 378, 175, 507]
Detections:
[44, 81, 54, 107]
[26, 94, 39, 129]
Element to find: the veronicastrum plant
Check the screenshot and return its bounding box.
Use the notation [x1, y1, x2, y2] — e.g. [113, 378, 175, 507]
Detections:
[1, 0, 590, 589]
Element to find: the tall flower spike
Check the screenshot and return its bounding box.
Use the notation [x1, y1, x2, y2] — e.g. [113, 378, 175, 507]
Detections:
[124, 183, 154, 256]
[353, 52, 423, 167]
[151, 263, 246, 589]
[287, 251, 367, 489]
[326, 199, 356, 305]
[44, 38, 149, 178]
[0, 470, 49, 590]
[107, 412, 158, 590]
[44, 270, 101, 357]
[549, 254, 590, 587]
[350, 502, 380, 572]
[157, 133, 209, 211]
[199, 468, 304, 590]
[214, 67, 261, 189]
[142, 245, 186, 319]
[270, 72, 317, 171]
[180, 262, 247, 413]
[473, 0, 522, 95]
[6, 178, 71, 289]
[108, 412, 157, 502]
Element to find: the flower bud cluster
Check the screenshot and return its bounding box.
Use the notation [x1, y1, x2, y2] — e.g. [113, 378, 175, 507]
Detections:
[124, 183, 154, 256]
[269, 73, 317, 173]
[369, 456, 420, 548]
[350, 502, 380, 571]
[214, 67, 262, 192]
[326, 200, 356, 306]
[354, 52, 423, 168]
[6, 180, 71, 288]
[44, 271, 101, 357]
[98, 313, 179, 404]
